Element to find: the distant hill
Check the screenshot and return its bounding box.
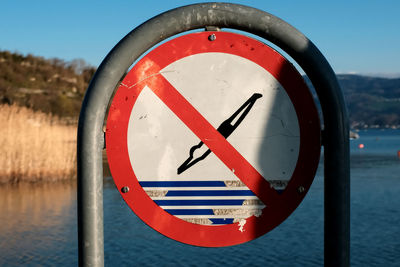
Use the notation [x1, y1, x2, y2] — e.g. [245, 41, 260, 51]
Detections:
[305, 74, 400, 129]
[1, 50, 399, 128]
[337, 74, 400, 128]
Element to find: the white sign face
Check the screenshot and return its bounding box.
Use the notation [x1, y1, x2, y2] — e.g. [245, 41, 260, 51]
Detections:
[127, 52, 299, 225]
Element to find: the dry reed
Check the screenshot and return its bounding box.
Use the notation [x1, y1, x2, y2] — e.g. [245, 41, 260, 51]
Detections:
[0, 104, 76, 184]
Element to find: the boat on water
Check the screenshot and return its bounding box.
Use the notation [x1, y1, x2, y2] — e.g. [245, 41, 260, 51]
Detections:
[350, 130, 360, 140]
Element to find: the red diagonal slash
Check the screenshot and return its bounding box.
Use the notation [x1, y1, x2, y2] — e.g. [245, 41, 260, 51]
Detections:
[146, 74, 280, 206]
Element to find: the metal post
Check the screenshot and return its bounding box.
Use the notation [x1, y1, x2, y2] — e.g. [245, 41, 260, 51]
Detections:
[77, 72, 105, 266]
[77, 3, 349, 266]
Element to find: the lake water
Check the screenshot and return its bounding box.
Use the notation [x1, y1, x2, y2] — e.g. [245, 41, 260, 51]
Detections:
[0, 129, 399, 266]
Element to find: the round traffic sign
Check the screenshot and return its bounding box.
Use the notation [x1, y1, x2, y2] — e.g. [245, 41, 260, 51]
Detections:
[106, 31, 321, 247]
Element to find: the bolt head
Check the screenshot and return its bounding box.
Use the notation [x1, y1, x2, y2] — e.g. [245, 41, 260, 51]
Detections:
[208, 34, 216, 41]
[121, 186, 130, 193]
[297, 186, 305, 194]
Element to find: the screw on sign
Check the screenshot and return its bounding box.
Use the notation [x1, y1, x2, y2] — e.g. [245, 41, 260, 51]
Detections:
[106, 31, 321, 247]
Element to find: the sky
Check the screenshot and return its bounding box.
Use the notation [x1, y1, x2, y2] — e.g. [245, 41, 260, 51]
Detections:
[1, 0, 399, 77]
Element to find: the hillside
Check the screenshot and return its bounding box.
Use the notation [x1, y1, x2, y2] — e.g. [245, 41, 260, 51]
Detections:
[337, 74, 400, 128]
[1, 51, 399, 128]
[305, 74, 400, 129]
[0, 50, 95, 122]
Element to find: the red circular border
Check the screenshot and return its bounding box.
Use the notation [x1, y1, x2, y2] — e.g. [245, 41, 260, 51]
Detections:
[106, 31, 321, 247]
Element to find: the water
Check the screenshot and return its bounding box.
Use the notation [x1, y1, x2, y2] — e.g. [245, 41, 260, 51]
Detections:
[0, 129, 399, 266]
[0, 182, 77, 266]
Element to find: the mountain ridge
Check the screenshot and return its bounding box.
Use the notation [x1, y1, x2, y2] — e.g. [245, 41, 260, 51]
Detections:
[304, 74, 400, 129]
[1, 50, 399, 128]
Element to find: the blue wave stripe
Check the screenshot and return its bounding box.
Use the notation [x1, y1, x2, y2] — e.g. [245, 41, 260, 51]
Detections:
[139, 181, 226, 187]
[210, 218, 234, 225]
[166, 190, 255, 196]
[154, 199, 245, 206]
[165, 209, 214, 215]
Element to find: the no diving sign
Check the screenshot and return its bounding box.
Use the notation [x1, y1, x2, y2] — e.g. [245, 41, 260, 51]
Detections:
[106, 31, 321, 247]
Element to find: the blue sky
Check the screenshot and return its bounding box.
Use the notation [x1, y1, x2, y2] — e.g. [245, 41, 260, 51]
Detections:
[1, 0, 399, 76]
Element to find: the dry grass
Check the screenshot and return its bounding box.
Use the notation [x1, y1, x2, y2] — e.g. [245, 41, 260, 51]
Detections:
[0, 104, 76, 184]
